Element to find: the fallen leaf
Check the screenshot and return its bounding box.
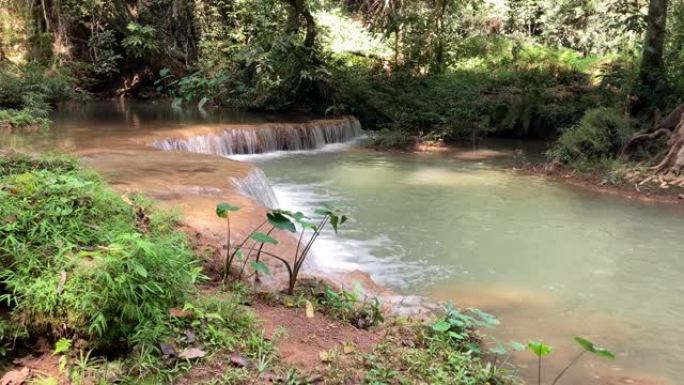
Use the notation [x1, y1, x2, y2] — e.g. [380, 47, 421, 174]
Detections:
[305, 300, 314, 318]
[178, 348, 206, 360]
[1, 367, 30, 385]
[230, 354, 249, 368]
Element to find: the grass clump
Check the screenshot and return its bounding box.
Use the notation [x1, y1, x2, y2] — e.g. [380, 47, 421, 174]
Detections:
[547, 107, 634, 168]
[0, 154, 200, 349]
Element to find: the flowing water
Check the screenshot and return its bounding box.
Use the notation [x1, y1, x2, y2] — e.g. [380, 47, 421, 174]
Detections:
[247, 147, 684, 385]
[4, 102, 683, 384]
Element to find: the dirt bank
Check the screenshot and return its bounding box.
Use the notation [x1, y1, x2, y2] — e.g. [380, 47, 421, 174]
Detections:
[516, 164, 684, 205]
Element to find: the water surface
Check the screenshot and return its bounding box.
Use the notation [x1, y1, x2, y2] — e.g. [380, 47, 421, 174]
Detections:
[6, 103, 682, 384]
[251, 147, 684, 385]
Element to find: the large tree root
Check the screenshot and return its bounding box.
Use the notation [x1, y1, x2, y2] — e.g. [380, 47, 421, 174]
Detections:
[623, 104, 684, 188]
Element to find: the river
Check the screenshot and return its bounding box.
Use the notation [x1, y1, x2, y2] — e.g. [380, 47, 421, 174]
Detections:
[4, 102, 682, 385]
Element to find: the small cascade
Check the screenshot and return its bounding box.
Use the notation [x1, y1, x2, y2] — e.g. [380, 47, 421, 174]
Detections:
[152, 117, 363, 156]
[232, 169, 279, 208]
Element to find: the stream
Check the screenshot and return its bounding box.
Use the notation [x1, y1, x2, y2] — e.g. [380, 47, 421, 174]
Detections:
[4, 102, 683, 385]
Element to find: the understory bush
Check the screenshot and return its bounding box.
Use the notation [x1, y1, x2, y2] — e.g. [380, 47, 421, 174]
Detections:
[332, 48, 599, 142]
[0, 154, 200, 349]
[0, 64, 74, 127]
[547, 107, 634, 167]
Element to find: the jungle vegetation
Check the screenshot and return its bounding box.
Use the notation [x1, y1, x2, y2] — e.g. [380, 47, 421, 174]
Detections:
[2, 0, 684, 180]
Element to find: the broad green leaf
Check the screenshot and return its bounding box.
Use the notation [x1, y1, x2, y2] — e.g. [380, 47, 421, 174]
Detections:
[251, 232, 278, 245]
[216, 202, 239, 218]
[574, 336, 593, 351]
[528, 341, 552, 357]
[267, 212, 296, 233]
[432, 320, 451, 332]
[574, 337, 615, 359]
[250, 261, 271, 275]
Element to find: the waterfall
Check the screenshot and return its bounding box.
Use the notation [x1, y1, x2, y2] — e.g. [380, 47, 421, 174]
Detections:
[232, 169, 279, 208]
[151, 117, 363, 156]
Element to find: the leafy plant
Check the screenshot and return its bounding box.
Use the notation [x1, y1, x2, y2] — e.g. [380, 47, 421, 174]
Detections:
[267, 206, 349, 295]
[216, 204, 349, 294]
[431, 304, 498, 350]
[0, 154, 200, 349]
[527, 337, 615, 385]
[121, 23, 158, 59]
[314, 286, 384, 329]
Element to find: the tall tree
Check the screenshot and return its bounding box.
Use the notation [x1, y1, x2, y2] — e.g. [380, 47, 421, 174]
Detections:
[633, 0, 669, 113]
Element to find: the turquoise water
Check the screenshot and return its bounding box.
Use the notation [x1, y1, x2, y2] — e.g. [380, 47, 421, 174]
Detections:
[252, 147, 684, 385]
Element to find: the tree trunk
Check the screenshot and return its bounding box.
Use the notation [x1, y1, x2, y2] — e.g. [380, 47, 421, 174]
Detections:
[283, 0, 317, 49]
[632, 0, 669, 113]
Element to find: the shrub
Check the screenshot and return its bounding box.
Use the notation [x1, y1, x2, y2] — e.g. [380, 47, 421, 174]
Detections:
[0, 109, 50, 129]
[547, 107, 634, 166]
[0, 64, 74, 127]
[0, 155, 200, 349]
[363, 128, 416, 150]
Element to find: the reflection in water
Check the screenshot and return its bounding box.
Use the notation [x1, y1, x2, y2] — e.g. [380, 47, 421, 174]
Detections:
[255, 149, 684, 385]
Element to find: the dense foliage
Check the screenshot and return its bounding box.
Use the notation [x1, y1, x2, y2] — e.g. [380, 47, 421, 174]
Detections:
[0, 64, 74, 128]
[2, 0, 683, 167]
[0, 155, 200, 349]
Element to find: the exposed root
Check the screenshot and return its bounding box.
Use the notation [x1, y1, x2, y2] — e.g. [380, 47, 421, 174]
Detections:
[623, 104, 684, 187]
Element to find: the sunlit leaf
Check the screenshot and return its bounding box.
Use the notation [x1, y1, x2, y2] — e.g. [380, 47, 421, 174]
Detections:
[53, 338, 72, 355]
[528, 341, 552, 357]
